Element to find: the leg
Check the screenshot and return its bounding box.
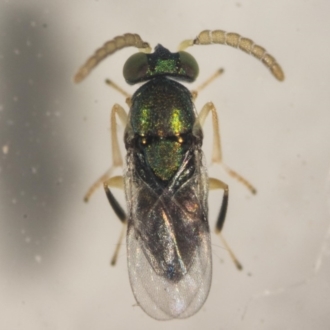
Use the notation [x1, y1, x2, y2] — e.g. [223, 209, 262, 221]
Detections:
[209, 177, 242, 270]
[104, 176, 127, 266]
[105, 79, 133, 107]
[105, 79, 131, 98]
[84, 103, 128, 202]
[191, 68, 224, 100]
[196, 102, 257, 194]
[84, 168, 113, 202]
[209, 178, 228, 232]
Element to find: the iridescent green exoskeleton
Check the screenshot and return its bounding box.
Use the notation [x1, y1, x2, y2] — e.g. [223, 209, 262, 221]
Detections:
[74, 31, 284, 320]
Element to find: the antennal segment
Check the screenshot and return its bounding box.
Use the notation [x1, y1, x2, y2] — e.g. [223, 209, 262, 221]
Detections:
[179, 30, 284, 81]
[74, 33, 151, 83]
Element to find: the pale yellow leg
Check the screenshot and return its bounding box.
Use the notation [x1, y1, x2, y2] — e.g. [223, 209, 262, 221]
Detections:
[84, 168, 113, 202]
[209, 177, 242, 270]
[196, 102, 257, 194]
[104, 175, 125, 189]
[105, 79, 131, 98]
[191, 68, 224, 101]
[84, 104, 128, 202]
[218, 232, 243, 270]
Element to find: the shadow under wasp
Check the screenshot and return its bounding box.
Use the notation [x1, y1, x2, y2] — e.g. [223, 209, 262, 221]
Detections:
[74, 30, 284, 320]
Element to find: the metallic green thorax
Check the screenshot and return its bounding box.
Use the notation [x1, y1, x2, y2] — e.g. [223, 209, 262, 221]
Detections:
[129, 78, 195, 181]
[131, 78, 194, 136]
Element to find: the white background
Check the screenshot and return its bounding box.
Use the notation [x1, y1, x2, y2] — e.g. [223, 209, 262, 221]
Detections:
[1, 1, 329, 329]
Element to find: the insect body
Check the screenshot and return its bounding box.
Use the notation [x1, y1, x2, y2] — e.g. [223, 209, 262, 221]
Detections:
[74, 31, 284, 320]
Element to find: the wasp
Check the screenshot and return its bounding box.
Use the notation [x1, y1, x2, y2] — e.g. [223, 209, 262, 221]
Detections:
[74, 30, 284, 320]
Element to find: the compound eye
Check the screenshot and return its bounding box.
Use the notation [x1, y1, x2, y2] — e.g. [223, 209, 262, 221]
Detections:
[123, 52, 148, 84]
[178, 51, 199, 81]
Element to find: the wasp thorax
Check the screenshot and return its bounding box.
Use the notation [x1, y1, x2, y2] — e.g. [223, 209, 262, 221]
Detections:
[127, 77, 198, 182]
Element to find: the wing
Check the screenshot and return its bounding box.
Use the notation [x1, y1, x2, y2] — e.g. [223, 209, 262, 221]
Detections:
[124, 148, 212, 320]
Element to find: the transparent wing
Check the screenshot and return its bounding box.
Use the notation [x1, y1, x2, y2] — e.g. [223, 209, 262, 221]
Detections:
[125, 149, 212, 320]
